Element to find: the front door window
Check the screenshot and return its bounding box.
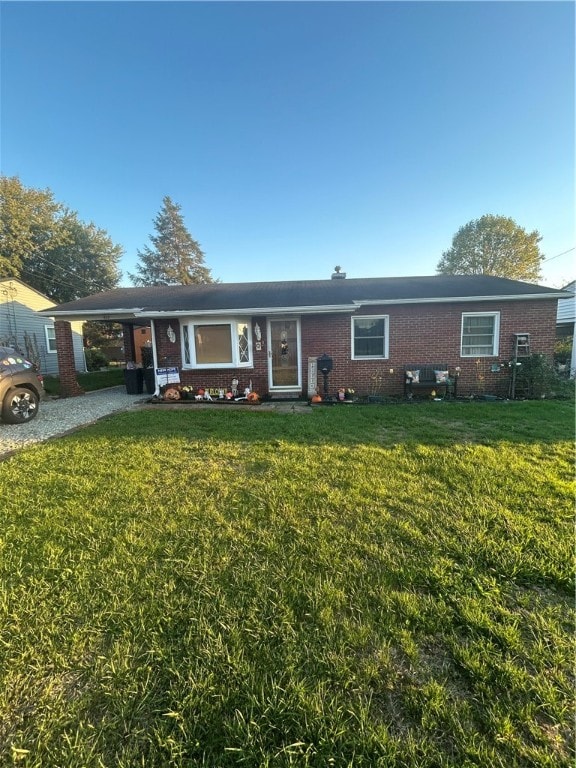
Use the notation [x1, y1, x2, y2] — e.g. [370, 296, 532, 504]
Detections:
[268, 319, 300, 390]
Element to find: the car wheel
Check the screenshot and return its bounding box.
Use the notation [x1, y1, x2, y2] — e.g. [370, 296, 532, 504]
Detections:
[1, 387, 40, 424]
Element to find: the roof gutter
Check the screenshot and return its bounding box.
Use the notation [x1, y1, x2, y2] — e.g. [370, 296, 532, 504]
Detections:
[354, 292, 565, 306]
[42, 304, 359, 321]
[133, 304, 358, 318]
[40, 308, 146, 321]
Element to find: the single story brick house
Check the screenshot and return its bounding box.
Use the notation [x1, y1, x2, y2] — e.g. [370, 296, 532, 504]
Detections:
[43, 274, 569, 399]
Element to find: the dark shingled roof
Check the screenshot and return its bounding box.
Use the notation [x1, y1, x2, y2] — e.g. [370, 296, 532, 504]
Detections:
[47, 275, 567, 317]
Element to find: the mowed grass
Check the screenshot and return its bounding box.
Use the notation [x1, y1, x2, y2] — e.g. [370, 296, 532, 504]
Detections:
[0, 401, 574, 767]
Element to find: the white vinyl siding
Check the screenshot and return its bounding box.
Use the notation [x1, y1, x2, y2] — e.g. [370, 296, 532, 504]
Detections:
[0, 279, 86, 372]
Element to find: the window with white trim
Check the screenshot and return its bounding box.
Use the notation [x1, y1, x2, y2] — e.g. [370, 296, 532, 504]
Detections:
[182, 319, 252, 368]
[45, 325, 57, 353]
[352, 316, 389, 359]
[461, 312, 500, 356]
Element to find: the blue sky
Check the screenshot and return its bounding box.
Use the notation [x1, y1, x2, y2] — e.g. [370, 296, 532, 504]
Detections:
[1, 1, 574, 289]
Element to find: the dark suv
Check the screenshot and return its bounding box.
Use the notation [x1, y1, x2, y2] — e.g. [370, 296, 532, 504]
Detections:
[0, 346, 44, 424]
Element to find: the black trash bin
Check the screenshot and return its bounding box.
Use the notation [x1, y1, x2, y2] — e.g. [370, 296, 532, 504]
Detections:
[143, 368, 156, 394]
[124, 367, 143, 394]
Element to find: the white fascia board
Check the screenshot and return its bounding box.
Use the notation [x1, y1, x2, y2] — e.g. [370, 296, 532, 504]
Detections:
[42, 308, 145, 321]
[133, 304, 358, 318]
[353, 293, 564, 306]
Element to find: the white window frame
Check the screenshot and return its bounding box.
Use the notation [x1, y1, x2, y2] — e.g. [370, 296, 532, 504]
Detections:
[351, 315, 389, 360]
[45, 325, 57, 353]
[460, 312, 500, 357]
[181, 318, 253, 369]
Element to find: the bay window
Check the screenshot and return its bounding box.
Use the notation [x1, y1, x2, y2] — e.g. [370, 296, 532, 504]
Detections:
[182, 319, 252, 368]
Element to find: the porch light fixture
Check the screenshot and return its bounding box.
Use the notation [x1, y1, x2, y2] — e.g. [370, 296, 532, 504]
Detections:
[254, 323, 261, 342]
[167, 325, 176, 343]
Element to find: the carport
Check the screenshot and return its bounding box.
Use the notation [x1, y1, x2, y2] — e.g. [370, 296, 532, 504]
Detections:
[47, 317, 158, 398]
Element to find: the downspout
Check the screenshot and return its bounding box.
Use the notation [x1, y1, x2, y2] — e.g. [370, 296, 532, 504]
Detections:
[150, 319, 160, 396]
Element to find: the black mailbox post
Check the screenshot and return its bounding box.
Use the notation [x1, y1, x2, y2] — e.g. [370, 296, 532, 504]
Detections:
[317, 353, 333, 395]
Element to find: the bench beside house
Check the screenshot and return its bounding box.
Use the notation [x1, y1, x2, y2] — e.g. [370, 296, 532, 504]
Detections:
[404, 365, 451, 398]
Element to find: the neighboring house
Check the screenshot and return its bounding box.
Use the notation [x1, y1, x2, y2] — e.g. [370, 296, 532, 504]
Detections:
[0, 278, 86, 374]
[43, 274, 569, 398]
[556, 280, 575, 377]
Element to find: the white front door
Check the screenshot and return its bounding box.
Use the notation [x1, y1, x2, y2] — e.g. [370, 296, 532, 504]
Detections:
[267, 318, 301, 391]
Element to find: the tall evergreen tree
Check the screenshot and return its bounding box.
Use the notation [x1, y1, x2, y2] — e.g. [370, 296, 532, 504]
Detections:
[129, 197, 214, 286]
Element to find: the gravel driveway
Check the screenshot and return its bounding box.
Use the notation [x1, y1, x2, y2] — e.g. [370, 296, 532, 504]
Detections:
[0, 387, 147, 459]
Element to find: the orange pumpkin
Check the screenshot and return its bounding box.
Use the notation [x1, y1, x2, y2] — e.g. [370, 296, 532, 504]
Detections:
[247, 391, 259, 402]
[164, 387, 181, 401]
[311, 394, 322, 403]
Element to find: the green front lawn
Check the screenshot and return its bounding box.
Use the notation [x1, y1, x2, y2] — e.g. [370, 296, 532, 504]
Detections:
[0, 401, 574, 767]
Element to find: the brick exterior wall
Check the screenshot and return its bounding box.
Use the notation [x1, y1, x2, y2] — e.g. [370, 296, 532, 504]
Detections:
[154, 319, 269, 395]
[54, 320, 84, 397]
[121, 323, 137, 363]
[134, 327, 152, 365]
[150, 299, 558, 399]
[301, 299, 558, 398]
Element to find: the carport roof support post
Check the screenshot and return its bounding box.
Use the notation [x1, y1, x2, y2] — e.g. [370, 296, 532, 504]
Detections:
[54, 320, 84, 397]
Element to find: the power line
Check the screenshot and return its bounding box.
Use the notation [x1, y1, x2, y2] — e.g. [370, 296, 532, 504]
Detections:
[19, 249, 117, 298]
[19, 266, 91, 298]
[542, 247, 575, 264]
